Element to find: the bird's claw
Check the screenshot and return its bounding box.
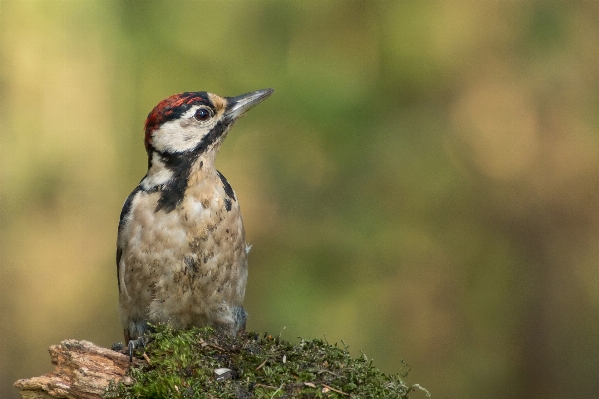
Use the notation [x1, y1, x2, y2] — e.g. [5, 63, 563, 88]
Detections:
[127, 335, 150, 362]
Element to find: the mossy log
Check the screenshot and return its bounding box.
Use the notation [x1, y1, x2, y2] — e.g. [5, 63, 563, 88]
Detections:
[14, 326, 426, 399]
[14, 340, 133, 399]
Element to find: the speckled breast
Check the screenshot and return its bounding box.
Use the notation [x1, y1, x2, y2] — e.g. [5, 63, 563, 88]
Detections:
[119, 172, 248, 329]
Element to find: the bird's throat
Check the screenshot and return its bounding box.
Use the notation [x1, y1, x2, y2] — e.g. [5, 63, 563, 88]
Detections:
[143, 149, 219, 214]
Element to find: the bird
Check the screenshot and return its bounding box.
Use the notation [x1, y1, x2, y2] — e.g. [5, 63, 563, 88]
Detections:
[116, 88, 273, 357]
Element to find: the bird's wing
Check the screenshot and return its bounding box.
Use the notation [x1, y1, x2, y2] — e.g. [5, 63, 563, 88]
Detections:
[116, 185, 142, 295]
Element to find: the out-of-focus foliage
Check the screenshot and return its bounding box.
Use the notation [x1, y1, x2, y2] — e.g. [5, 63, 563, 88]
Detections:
[2, 1, 599, 398]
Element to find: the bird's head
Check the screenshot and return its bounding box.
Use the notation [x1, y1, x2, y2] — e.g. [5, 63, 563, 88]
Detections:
[144, 89, 274, 158]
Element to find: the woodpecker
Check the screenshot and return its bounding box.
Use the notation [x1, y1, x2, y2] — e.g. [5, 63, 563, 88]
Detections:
[116, 89, 273, 356]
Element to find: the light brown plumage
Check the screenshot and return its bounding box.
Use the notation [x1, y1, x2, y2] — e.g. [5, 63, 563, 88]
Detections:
[116, 89, 273, 348]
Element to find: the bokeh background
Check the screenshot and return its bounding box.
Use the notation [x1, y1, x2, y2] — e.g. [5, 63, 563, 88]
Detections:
[2, 1, 599, 398]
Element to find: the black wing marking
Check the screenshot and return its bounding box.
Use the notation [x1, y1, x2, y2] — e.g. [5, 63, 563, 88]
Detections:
[116, 247, 123, 292]
[116, 185, 142, 293]
[119, 185, 142, 232]
[217, 170, 236, 201]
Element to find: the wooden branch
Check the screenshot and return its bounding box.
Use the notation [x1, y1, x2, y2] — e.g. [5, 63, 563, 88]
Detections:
[14, 340, 132, 399]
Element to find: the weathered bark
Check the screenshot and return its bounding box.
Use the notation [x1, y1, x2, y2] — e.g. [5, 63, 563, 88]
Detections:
[14, 340, 133, 399]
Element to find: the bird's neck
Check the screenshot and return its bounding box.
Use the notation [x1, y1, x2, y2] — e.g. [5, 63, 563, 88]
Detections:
[141, 149, 222, 213]
[142, 149, 217, 192]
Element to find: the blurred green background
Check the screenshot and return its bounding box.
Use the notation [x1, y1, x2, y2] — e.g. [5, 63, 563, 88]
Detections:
[2, 1, 599, 398]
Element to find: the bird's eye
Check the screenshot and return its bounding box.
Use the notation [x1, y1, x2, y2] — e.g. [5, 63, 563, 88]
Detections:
[194, 108, 212, 121]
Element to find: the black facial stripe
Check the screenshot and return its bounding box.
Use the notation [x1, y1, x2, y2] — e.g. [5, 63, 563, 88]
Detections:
[153, 150, 196, 213]
[151, 120, 233, 214]
[217, 170, 236, 201]
[192, 119, 229, 154]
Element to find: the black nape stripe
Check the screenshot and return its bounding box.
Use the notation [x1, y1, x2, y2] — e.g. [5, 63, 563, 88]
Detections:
[217, 171, 236, 201]
[224, 198, 232, 212]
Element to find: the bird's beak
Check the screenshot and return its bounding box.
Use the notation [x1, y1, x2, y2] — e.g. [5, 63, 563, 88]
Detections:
[225, 88, 274, 121]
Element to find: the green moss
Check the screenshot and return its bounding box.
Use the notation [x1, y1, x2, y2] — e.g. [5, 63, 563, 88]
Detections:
[105, 324, 426, 399]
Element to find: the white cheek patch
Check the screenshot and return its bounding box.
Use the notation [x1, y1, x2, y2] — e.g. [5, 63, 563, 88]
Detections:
[151, 107, 217, 153]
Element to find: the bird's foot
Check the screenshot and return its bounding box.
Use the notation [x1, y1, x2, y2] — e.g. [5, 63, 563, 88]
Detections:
[127, 335, 152, 362]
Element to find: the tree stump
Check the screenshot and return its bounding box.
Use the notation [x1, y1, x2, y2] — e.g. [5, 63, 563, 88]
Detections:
[14, 340, 132, 399]
[14, 328, 424, 398]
